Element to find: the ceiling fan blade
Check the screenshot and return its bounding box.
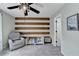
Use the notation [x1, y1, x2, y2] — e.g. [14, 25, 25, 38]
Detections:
[30, 7, 40, 14]
[24, 10, 28, 16]
[28, 3, 33, 5]
[7, 5, 19, 9]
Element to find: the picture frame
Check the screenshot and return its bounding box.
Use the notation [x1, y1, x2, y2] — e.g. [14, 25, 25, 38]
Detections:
[67, 13, 79, 31]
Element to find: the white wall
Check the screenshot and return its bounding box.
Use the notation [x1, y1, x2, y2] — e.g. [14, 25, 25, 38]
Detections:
[0, 10, 15, 49]
[0, 13, 3, 51]
[50, 16, 54, 44]
[50, 4, 65, 45]
[53, 3, 79, 56]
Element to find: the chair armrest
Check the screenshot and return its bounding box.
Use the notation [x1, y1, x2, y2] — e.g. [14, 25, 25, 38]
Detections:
[8, 39, 14, 50]
[21, 37, 24, 41]
[8, 39, 13, 44]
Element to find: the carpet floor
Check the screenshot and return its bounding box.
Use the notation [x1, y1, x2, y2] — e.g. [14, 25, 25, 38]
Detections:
[0, 44, 63, 56]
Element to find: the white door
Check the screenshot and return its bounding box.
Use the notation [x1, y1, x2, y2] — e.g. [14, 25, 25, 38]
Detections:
[0, 13, 3, 51]
[54, 16, 62, 46]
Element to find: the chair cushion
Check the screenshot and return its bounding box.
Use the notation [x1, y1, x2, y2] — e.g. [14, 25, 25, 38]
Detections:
[9, 32, 20, 40]
[13, 39, 24, 46]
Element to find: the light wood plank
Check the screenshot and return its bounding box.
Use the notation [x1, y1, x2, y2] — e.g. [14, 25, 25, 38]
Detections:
[15, 25, 50, 27]
[16, 30, 49, 32]
[21, 34, 50, 37]
[15, 20, 50, 23]
[15, 22, 50, 25]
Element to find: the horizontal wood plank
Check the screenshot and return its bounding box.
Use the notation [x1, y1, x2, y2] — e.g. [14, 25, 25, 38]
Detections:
[15, 17, 49, 20]
[15, 22, 50, 25]
[20, 32, 50, 35]
[16, 30, 49, 32]
[15, 25, 50, 27]
[21, 34, 50, 37]
[15, 27, 50, 30]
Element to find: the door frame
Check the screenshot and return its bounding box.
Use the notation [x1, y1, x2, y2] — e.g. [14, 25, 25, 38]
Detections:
[53, 14, 62, 46]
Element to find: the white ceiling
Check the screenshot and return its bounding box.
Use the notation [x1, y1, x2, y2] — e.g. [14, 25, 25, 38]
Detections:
[0, 3, 64, 17]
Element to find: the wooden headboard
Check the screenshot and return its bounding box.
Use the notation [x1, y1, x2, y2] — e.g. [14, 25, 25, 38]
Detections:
[15, 17, 50, 37]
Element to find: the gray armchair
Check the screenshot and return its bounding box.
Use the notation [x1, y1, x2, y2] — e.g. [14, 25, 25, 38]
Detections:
[8, 31, 25, 51]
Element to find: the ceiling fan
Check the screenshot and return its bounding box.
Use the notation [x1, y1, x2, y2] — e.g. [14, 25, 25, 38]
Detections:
[7, 3, 40, 16]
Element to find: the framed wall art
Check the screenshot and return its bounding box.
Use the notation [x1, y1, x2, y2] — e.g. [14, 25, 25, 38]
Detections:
[67, 13, 79, 31]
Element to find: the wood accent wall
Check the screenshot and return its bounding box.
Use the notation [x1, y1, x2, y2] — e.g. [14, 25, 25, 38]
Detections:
[15, 17, 50, 37]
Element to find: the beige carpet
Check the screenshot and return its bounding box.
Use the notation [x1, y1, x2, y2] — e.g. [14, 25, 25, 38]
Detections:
[0, 44, 63, 56]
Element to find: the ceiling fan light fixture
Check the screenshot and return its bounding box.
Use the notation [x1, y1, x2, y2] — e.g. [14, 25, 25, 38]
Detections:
[7, 3, 40, 16]
[22, 5, 27, 11]
[19, 3, 30, 13]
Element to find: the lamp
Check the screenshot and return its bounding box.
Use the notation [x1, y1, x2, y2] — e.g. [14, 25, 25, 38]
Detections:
[19, 3, 30, 13]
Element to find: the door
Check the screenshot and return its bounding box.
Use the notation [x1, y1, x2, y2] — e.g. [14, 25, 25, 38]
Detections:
[0, 13, 3, 51]
[54, 16, 62, 46]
